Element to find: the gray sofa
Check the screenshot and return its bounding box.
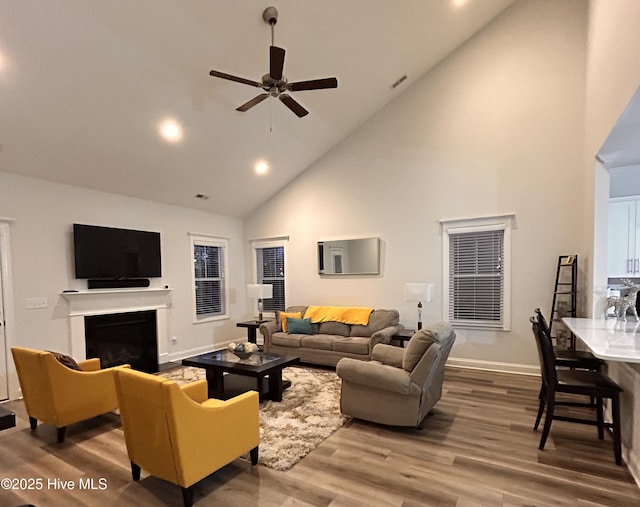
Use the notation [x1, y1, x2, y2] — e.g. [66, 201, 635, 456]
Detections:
[336, 322, 456, 427]
[259, 305, 403, 367]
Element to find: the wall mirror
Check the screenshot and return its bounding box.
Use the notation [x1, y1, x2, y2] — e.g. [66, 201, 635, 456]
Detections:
[318, 237, 380, 275]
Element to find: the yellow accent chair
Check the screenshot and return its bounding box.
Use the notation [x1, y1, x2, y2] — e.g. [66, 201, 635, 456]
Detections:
[114, 368, 260, 507]
[11, 347, 129, 443]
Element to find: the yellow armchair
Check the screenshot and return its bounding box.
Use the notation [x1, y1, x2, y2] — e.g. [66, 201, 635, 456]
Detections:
[11, 347, 129, 443]
[114, 368, 260, 507]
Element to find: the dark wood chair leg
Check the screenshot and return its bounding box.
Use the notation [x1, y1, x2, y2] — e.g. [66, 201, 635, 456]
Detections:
[29, 417, 37, 430]
[56, 426, 67, 443]
[539, 393, 555, 450]
[131, 462, 141, 481]
[250, 446, 259, 465]
[612, 393, 622, 466]
[181, 486, 194, 507]
[596, 397, 605, 440]
[534, 390, 545, 431]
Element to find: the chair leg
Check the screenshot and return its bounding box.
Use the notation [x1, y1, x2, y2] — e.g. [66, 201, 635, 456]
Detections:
[131, 462, 141, 481]
[56, 427, 66, 443]
[29, 417, 37, 430]
[534, 386, 545, 431]
[539, 392, 555, 450]
[612, 393, 622, 466]
[250, 446, 259, 466]
[596, 397, 605, 440]
[181, 486, 194, 507]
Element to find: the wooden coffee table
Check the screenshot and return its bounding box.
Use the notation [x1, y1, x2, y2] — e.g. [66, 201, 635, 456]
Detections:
[182, 350, 299, 402]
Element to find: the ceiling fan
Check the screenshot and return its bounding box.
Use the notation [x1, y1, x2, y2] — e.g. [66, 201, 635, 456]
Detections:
[209, 6, 338, 118]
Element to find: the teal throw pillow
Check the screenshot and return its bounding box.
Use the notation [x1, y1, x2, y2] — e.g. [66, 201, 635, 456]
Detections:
[287, 317, 313, 335]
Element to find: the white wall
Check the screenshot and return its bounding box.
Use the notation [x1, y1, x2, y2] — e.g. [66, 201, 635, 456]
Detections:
[244, 0, 588, 372]
[0, 172, 250, 398]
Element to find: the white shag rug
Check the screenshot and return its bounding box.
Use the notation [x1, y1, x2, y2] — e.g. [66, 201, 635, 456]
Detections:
[159, 365, 347, 471]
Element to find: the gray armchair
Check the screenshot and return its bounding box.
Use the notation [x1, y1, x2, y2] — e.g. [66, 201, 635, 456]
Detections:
[336, 323, 456, 427]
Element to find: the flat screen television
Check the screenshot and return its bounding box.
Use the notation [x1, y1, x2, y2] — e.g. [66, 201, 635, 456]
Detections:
[73, 224, 162, 280]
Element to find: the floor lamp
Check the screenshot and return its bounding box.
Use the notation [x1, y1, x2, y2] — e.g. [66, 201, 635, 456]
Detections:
[404, 283, 434, 331]
[247, 283, 273, 321]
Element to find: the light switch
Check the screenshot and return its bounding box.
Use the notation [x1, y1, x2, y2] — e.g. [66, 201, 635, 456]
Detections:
[26, 297, 48, 309]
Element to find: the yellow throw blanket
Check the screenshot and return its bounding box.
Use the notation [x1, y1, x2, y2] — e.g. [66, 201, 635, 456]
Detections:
[304, 305, 374, 325]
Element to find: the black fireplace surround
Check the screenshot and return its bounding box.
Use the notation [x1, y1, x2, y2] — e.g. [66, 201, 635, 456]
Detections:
[85, 310, 158, 373]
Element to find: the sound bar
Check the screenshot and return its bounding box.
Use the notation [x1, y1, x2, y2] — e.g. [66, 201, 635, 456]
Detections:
[88, 278, 150, 289]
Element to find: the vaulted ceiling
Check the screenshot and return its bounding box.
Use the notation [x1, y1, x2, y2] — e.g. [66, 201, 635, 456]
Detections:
[0, 0, 515, 217]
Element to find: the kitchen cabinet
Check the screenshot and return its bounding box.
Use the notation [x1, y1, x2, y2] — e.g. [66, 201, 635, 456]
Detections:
[608, 197, 640, 277]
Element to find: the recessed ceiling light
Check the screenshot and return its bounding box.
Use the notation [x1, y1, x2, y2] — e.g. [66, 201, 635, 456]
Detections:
[452, 0, 470, 8]
[158, 118, 183, 143]
[254, 160, 269, 175]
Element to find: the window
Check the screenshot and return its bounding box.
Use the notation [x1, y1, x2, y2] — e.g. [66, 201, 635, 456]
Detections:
[190, 234, 228, 322]
[442, 216, 512, 330]
[253, 239, 287, 314]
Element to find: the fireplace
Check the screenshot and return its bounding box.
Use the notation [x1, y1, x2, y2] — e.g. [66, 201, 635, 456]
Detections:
[61, 287, 171, 365]
[85, 310, 158, 373]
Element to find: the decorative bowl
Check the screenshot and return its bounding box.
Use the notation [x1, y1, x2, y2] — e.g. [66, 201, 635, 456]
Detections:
[228, 342, 256, 359]
[233, 350, 253, 359]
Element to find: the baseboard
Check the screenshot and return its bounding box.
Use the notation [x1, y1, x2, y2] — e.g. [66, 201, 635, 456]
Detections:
[447, 356, 540, 376]
[166, 344, 220, 364]
[624, 446, 640, 489]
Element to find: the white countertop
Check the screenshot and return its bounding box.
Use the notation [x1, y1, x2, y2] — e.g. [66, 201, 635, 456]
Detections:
[562, 317, 640, 363]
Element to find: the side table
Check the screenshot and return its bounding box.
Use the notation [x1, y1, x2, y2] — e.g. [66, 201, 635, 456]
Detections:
[0, 405, 16, 431]
[391, 329, 414, 348]
[237, 319, 270, 344]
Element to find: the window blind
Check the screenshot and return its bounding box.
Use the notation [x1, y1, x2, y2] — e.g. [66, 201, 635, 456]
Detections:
[448, 228, 504, 328]
[193, 243, 226, 319]
[256, 245, 285, 312]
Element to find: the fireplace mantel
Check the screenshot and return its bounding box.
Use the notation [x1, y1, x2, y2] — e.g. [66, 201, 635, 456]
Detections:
[61, 288, 172, 363]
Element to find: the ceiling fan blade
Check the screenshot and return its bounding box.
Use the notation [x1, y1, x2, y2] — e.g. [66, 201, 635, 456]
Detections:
[236, 93, 270, 112]
[279, 94, 309, 117]
[288, 77, 338, 92]
[270, 46, 286, 81]
[209, 70, 262, 88]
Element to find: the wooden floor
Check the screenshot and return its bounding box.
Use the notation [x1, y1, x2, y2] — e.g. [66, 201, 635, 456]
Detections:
[1, 367, 639, 506]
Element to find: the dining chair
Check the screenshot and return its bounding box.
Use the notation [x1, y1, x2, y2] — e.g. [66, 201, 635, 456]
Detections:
[530, 316, 623, 465]
[534, 308, 605, 371]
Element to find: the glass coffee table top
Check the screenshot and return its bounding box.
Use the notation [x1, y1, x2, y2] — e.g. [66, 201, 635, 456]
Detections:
[204, 350, 281, 366]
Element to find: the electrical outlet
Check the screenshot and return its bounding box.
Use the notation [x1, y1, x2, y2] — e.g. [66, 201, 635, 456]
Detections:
[26, 297, 48, 309]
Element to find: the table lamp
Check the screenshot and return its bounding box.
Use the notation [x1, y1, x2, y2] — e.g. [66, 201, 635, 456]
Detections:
[247, 283, 273, 320]
[404, 283, 434, 330]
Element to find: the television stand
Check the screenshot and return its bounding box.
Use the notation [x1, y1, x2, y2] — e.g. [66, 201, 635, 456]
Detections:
[88, 278, 150, 289]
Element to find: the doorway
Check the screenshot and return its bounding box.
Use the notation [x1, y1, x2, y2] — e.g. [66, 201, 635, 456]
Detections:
[0, 222, 12, 401]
